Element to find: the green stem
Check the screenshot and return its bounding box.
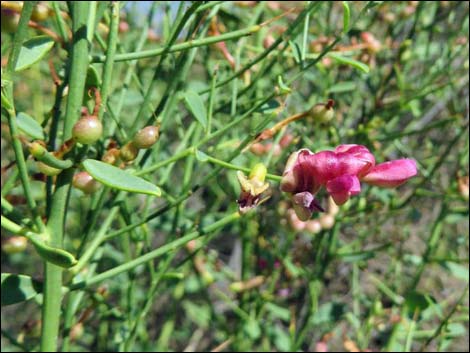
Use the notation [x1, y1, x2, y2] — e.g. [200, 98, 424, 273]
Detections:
[3, 2, 44, 233]
[51, 1, 69, 43]
[0, 215, 40, 238]
[91, 25, 261, 62]
[107, 2, 155, 137]
[4, 1, 37, 77]
[86, 2, 97, 43]
[70, 212, 241, 290]
[136, 149, 193, 176]
[40, 3, 90, 351]
[5, 106, 45, 233]
[41, 169, 74, 351]
[207, 68, 218, 136]
[98, 1, 119, 120]
[62, 2, 91, 141]
[197, 151, 282, 182]
[130, 1, 203, 133]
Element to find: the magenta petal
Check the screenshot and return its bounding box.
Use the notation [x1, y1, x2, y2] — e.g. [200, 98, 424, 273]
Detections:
[326, 175, 361, 205]
[334, 144, 362, 153]
[293, 150, 324, 193]
[337, 145, 375, 177]
[362, 159, 417, 188]
[308, 150, 340, 186]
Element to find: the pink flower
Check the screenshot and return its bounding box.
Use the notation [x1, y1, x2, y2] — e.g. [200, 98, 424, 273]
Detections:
[361, 159, 418, 187]
[326, 175, 361, 205]
[281, 145, 417, 219]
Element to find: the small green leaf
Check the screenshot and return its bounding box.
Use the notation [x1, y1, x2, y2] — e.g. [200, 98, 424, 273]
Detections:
[265, 302, 291, 321]
[272, 325, 291, 352]
[86, 65, 102, 88]
[365, 1, 384, 11]
[16, 112, 45, 140]
[1, 273, 43, 306]
[83, 159, 161, 197]
[445, 323, 466, 338]
[311, 302, 346, 325]
[327, 81, 356, 94]
[194, 149, 209, 162]
[288, 40, 302, 64]
[404, 291, 435, 317]
[14, 35, 55, 72]
[255, 99, 281, 114]
[244, 317, 261, 340]
[443, 261, 469, 281]
[184, 91, 207, 130]
[182, 300, 211, 328]
[1, 91, 13, 110]
[342, 2, 350, 33]
[277, 75, 291, 94]
[31, 241, 78, 268]
[328, 53, 370, 73]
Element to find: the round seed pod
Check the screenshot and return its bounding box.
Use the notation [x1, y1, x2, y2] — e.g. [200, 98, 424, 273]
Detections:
[133, 126, 159, 149]
[72, 116, 103, 145]
[308, 100, 335, 123]
[72, 171, 101, 194]
[319, 214, 335, 230]
[305, 220, 322, 234]
[31, 3, 51, 22]
[1, 9, 20, 33]
[120, 141, 139, 162]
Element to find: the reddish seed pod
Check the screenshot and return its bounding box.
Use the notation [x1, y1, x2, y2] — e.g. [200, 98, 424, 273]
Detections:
[305, 220, 322, 234]
[2, 236, 28, 254]
[120, 141, 139, 161]
[73, 171, 101, 194]
[287, 209, 306, 232]
[1, 9, 20, 33]
[31, 3, 50, 22]
[133, 126, 160, 149]
[101, 148, 120, 165]
[319, 214, 335, 229]
[250, 143, 267, 156]
[263, 34, 276, 49]
[72, 116, 103, 145]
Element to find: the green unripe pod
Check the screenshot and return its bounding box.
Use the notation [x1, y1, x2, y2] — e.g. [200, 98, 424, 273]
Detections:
[133, 126, 160, 149]
[37, 161, 62, 176]
[72, 116, 103, 145]
[73, 171, 101, 194]
[31, 3, 51, 22]
[308, 99, 335, 123]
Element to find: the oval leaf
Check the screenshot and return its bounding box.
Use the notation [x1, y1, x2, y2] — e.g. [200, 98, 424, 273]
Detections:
[328, 53, 370, 74]
[1, 273, 43, 306]
[14, 35, 55, 72]
[17, 112, 45, 140]
[184, 91, 207, 130]
[83, 159, 161, 196]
